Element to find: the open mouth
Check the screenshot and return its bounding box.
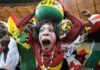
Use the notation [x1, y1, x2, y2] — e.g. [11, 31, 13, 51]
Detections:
[42, 39, 50, 46]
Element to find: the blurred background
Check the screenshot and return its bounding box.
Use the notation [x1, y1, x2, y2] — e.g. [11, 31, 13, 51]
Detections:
[0, 0, 100, 22]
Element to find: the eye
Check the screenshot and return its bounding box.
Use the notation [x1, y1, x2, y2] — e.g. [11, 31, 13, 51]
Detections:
[40, 28, 44, 32]
[40, 29, 43, 32]
[49, 29, 54, 32]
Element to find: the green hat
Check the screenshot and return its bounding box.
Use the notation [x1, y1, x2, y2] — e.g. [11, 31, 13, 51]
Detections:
[35, 0, 64, 24]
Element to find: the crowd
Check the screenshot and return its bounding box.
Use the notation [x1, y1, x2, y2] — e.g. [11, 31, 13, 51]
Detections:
[0, 0, 100, 70]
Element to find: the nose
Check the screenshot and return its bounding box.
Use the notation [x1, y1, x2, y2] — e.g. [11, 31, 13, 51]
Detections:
[43, 30, 49, 36]
[43, 33, 49, 36]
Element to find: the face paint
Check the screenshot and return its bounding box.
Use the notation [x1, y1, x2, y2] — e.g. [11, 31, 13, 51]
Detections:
[39, 23, 56, 52]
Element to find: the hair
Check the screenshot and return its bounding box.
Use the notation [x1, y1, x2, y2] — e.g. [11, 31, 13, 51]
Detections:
[0, 21, 8, 38]
[0, 21, 8, 30]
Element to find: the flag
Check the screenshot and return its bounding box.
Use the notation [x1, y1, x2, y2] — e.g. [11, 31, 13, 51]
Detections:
[7, 16, 36, 70]
[7, 16, 31, 49]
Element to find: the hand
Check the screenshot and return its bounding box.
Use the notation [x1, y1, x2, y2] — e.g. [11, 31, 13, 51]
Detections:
[27, 24, 36, 32]
[80, 9, 91, 17]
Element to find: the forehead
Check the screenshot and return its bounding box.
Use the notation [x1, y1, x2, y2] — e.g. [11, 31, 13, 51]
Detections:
[40, 24, 54, 29]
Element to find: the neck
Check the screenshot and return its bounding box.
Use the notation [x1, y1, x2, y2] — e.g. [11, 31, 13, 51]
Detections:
[41, 48, 55, 69]
[36, 43, 64, 68]
[40, 45, 56, 63]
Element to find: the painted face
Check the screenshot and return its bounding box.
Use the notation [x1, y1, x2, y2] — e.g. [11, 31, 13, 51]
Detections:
[39, 23, 56, 52]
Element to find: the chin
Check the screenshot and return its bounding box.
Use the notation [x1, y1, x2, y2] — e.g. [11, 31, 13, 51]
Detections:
[43, 49, 50, 52]
[42, 44, 55, 52]
[42, 45, 50, 52]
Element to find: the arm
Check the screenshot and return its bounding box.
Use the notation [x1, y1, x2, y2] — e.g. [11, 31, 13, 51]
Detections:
[17, 12, 35, 30]
[61, 3, 85, 43]
[17, 25, 37, 51]
[80, 9, 92, 18]
[16, 12, 37, 50]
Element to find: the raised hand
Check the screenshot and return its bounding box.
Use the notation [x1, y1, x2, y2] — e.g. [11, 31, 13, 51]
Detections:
[80, 9, 91, 17]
